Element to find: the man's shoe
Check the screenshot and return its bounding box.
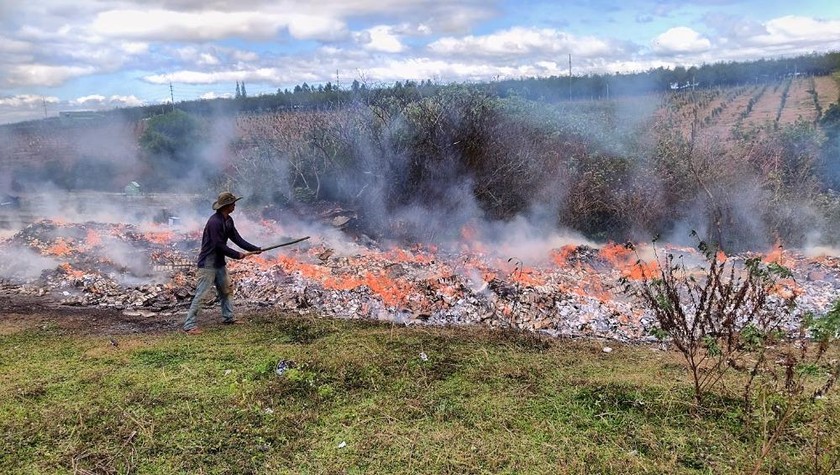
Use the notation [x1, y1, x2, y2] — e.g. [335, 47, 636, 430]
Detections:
[183, 327, 203, 335]
[222, 320, 243, 325]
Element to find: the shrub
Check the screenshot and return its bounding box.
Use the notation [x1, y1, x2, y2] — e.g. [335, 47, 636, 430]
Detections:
[623, 233, 796, 406]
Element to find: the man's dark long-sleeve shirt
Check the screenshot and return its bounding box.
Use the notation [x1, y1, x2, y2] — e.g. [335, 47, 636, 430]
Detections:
[196, 212, 260, 268]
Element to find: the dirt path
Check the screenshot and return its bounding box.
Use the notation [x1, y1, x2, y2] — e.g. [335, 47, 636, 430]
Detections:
[0, 292, 184, 336]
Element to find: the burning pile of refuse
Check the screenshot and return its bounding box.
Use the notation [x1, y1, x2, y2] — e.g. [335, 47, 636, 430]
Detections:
[2, 218, 840, 342]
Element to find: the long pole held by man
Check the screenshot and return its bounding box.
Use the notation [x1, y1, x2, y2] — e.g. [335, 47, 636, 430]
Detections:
[182, 192, 262, 335]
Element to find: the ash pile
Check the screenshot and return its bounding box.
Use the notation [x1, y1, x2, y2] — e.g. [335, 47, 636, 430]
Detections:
[2, 219, 840, 343]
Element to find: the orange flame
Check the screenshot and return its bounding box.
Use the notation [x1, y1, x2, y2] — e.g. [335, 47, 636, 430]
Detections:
[550, 245, 577, 267]
[45, 238, 74, 256]
[505, 264, 547, 286]
[269, 253, 421, 307]
[361, 271, 414, 306]
[763, 243, 792, 267]
[58, 262, 84, 278]
[598, 242, 659, 280]
[84, 229, 102, 248]
[384, 247, 434, 265]
[598, 242, 633, 264]
[459, 224, 487, 253]
[772, 279, 800, 300]
[146, 230, 175, 245]
[274, 255, 331, 280]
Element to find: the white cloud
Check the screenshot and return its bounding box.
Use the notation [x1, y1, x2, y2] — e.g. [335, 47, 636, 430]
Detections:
[198, 53, 220, 66]
[286, 14, 349, 41]
[355, 25, 405, 53]
[749, 15, 840, 46]
[143, 67, 298, 85]
[199, 91, 233, 100]
[361, 57, 536, 83]
[109, 95, 144, 106]
[92, 9, 276, 40]
[4, 64, 97, 87]
[428, 27, 616, 58]
[91, 9, 348, 42]
[121, 42, 149, 55]
[652, 27, 712, 54]
[422, 3, 498, 33]
[0, 36, 33, 54]
[16, 24, 61, 42]
[232, 50, 259, 62]
[172, 46, 196, 61]
[166, 44, 261, 65]
[0, 94, 59, 108]
[69, 94, 145, 107]
[71, 94, 107, 105]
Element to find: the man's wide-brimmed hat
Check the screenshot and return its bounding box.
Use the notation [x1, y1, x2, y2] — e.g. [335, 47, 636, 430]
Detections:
[212, 192, 242, 210]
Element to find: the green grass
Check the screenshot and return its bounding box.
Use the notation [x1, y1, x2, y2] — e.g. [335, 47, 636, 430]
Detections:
[1, 312, 838, 474]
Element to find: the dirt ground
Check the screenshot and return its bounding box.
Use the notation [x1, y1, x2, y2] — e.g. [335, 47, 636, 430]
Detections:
[0, 292, 186, 336]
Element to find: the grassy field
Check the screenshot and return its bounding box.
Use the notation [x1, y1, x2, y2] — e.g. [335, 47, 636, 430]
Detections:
[1, 311, 839, 474]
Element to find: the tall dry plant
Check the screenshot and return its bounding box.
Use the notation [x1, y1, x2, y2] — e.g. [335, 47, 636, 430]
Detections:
[623, 233, 797, 406]
[626, 234, 840, 472]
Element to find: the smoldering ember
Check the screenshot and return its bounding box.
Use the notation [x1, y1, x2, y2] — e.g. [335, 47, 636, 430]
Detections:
[2, 193, 840, 342]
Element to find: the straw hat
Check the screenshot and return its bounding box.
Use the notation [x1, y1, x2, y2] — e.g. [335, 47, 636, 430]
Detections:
[212, 191, 242, 210]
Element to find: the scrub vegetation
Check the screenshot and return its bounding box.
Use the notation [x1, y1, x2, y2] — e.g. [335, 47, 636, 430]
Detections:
[229, 74, 840, 250]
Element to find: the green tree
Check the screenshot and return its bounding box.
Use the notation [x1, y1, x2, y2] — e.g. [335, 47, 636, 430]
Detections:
[139, 110, 209, 187]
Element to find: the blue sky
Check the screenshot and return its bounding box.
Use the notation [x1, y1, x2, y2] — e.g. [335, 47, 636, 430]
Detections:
[1, 0, 839, 124]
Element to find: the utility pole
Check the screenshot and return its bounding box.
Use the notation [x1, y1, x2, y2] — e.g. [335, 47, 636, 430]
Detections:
[169, 82, 175, 111]
[42, 98, 47, 118]
[568, 54, 572, 101]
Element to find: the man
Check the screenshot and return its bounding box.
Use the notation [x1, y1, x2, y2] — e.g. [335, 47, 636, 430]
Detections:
[182, 192, 262, 335]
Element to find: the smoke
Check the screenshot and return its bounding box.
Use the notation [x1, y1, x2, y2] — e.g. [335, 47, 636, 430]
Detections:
[97, 235, 165, 285]
[2, 115, 141, 194]
[477, 214, 596, 265]
[0, 79, 835, 267]
[0, 247, 58, 280]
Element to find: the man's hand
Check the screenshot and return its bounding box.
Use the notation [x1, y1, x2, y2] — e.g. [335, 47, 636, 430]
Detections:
[241, 249, 262, 257]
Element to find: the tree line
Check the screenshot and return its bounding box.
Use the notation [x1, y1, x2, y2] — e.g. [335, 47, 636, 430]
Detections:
[2, 51, 838, 131]
[163, 51, 840, 118]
